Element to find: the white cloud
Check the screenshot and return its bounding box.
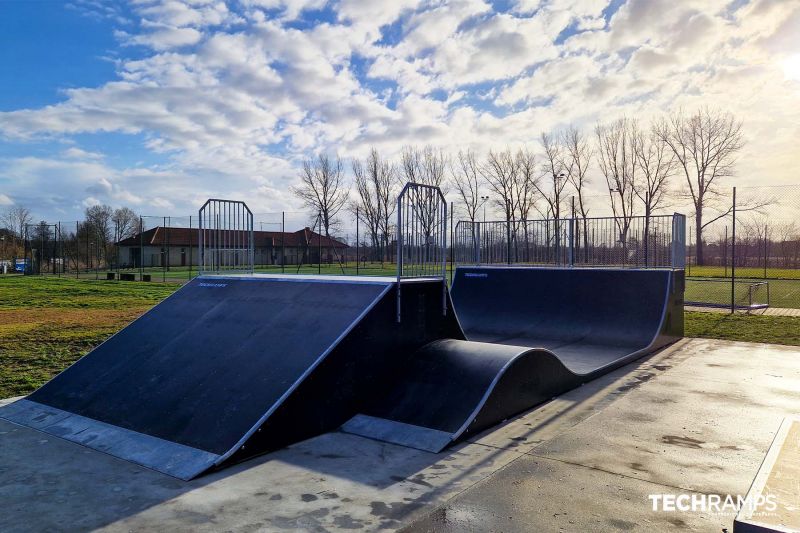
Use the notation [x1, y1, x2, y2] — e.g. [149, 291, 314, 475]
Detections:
[0, 0, 798, 222]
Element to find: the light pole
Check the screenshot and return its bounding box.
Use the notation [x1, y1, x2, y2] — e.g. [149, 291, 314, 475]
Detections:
[480, 196, 489, 223]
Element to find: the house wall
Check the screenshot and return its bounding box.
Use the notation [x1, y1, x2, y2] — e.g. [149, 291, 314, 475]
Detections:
[119, 245, 342, 268]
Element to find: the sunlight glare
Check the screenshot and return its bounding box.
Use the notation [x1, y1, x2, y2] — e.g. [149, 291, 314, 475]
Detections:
[783, 54, 800, 81]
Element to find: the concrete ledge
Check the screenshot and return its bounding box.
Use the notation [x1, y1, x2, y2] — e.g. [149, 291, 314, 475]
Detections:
[735, 417, 800, 533]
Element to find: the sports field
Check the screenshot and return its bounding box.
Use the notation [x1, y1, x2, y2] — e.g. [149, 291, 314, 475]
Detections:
[2, 276, 800, 399]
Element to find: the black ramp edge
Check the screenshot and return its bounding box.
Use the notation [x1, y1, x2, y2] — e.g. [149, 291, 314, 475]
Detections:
[0, 399, 219, 480]
[340, 414, 453, 452]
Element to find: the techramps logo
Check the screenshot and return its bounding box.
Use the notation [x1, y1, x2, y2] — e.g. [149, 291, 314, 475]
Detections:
[648, 493, 777, 517]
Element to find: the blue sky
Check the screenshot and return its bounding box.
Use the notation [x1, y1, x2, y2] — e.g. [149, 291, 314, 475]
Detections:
[0, 0, 798, 225]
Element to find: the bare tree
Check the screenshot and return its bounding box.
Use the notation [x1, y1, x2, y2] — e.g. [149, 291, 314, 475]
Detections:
[400, 145, 448, 189]
[450, 150, 484, 260]
[112, 207, 139, 242]
[563, 126, 592, 259]
[481, 149, 519, 261]
[514, 148, 540, 261]
[400, 145, 449, 252]
[534, 132, 569, 220]
[653, 108, 744, 265]
[291, 153, 348, 239]
[633, 125, 677, 265]
[595, 118, 638, 254]
[450, 150, 483, 223]
[351, 148, 396, 263]
[1, 205, 33, 249]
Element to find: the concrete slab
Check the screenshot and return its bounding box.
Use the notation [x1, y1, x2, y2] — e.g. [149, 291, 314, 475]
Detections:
[3, 338, 800, 532]
[402, 455, 723, 532]
[404, 339, 800, 533]
[0, 417, 524, 532]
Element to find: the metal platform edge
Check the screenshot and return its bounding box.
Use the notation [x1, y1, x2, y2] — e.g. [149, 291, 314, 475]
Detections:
[0, 398, 220, 480]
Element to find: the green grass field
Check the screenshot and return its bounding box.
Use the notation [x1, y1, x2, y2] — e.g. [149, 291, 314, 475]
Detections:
[686, 264, 800, 280]
[70, 262, 403, 282]
[685, 311, 800, 346]
[0, 276, 177, 398]
[2, 275, 799, 399]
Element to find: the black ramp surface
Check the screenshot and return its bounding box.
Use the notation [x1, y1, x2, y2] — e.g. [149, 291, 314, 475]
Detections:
[451, 266, 683, 374]
[344, 267, 683, 450]
[0, 275, 403, 478]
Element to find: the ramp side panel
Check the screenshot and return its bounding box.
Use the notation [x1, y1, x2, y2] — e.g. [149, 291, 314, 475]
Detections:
[26, 277, 391, 456]
[0, 399, 218, 480]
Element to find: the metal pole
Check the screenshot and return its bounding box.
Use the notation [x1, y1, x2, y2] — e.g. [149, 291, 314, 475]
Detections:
[318, 211, 322, 275]
[449, 202, 454, 285]
[764, 224, 768, 279]
[397, 192, 403, 323]
[189, 215, 193, 279]
[356, 207, 359, 276]
[731, 187, 736, 314]
[281, 211, 285, 274]
[139, 216, 144, 279]
[163, 216, 167, 282]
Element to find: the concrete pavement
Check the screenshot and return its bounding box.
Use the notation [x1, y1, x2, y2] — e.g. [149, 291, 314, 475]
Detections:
[1, 338, 798, 532]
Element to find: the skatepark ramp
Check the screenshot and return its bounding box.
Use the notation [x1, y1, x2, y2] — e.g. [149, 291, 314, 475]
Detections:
[0, 189, 685, 477]
[0, 274, 461, 479]
[342, 266, 684, 451]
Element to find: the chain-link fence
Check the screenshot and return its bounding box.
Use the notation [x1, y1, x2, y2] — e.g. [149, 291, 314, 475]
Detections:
[686, 184, 800, 310]
[4, 207, 400, 282]
[5, 185, 798, 313]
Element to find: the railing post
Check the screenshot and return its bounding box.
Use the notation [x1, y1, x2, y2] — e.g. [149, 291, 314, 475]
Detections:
[396, 193, 403, 323]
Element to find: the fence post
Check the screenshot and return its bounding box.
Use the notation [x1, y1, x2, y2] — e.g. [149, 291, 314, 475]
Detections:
[731, 187, 736, 314]
[764, 224, 768, 279]
[449, 202, 454, 284]
[189, 215, 193, 280]
[568, 217, 575, 267]
[139, 216, 144, 279]
[396, 192, 403, 322]
[476, 221, 481, 265]
[356, 207, 359, 275]
[163, 216, 167, 282]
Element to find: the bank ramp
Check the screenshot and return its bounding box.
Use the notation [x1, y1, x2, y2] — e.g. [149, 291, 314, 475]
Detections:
[0, 274, 459, 479]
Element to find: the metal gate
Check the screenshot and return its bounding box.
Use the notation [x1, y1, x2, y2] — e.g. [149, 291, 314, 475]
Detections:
[198, 199, 254, 274]
[396, 182, 447, 322]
